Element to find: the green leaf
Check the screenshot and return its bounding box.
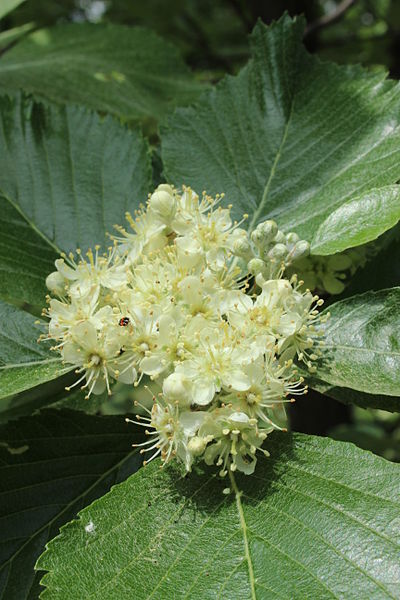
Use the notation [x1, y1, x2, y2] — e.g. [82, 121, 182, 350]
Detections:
[0, 300, 71, 401]
[308, 376, 400, 412]
[0, 93, 151, 301]
[38, 433, 400, 599]
[0, 196, 57, 308]
[161, 15, 400, 247]
[0, 375, 80, 424]
[317, 288, 400, 397]
[0, 22, 34, 50]
[0, 23, 203, 121]
[0, 0, 26, 20]
[311, 186, 400, 255]
[0, 410, 143, 600]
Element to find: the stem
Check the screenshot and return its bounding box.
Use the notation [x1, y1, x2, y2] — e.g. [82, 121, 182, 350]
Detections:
[305, 0, 356, 36]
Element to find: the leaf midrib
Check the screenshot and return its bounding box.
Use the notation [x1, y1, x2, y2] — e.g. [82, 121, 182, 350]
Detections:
[229, 470, 256, 600]
[248, 99, 295, 232]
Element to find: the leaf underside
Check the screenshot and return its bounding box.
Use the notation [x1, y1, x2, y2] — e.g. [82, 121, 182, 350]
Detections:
[38, 432, 400, 600]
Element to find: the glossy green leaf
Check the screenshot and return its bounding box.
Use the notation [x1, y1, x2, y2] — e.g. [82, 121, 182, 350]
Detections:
[317, 288, 400, 397]
[38, 433, 400, 599]
[0, 300, 71, 400]
[308, 376, 400, 412]
[0, 410, 143, 600]
[0, 23, 203, 121]
[161, 15, 400, 247]
[0, 196, 57, 308]
[0, 92, 151, 257]
[311, 186, 400, 255]
[0, 0, 26, 20]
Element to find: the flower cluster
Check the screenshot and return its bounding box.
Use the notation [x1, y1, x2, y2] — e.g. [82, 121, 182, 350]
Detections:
[43, 184, 326, 476]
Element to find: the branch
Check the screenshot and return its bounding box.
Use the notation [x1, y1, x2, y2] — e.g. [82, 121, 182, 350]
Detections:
[305, 0, 357, 36]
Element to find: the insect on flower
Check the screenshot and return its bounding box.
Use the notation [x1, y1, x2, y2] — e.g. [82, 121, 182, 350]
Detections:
[119, 317, 130, 327]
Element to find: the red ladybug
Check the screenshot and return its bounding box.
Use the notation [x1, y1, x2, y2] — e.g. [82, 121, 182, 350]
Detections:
[119, 317, 130, 327]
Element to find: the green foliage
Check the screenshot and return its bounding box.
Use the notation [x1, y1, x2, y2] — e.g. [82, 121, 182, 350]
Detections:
[38, 433, 400, 599]
[307, 376, 400, 412]
[0, 24, 203, 121]
[330, 405, 400, 463]
[0, 197, 56, 308]
[311, 186, 400, 255]
[0, 93, 152, 257]
[0, 0, 26, 20]
[0, 9, 398, 599]
[0, 22, 34, 49]
[162, 15, 400, 251]
[0, 301, 71, 401]
[317, 288, 400, 396]
[0, 410, 143, 600]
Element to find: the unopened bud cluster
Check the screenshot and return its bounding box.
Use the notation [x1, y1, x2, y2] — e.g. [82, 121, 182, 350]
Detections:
[239, 220, 311, 282]
[286, 245, 369, 295]
[43, 185, 326, 476]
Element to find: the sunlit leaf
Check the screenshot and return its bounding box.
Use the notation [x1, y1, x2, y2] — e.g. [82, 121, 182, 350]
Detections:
[38, 433, 400, 599]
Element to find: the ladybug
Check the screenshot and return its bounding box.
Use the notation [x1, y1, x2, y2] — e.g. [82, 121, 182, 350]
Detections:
[119, 317, 130, 327]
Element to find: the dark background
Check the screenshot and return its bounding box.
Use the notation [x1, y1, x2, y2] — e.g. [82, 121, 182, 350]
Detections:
[2, 0, 399, 459]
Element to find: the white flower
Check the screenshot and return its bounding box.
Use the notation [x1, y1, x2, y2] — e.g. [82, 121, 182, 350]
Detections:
[175, 325, 253, 406]
[44, 183, 325, 477]
[128, 402, 205, 470]
[199, 407, 271, 476]
[114, 307, 161, 378]
[113, 210, 168, 264]
[227, 357, 303, 429]
[49, 247, 128, 300]
[46, 291, 113, 340]
[62, 322, 135, 397]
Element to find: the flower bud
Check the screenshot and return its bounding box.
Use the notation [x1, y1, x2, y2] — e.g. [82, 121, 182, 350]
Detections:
[327, 253, 352, 270]
[148, 190, 177, 221]
[267, 243, 288, 260]
[290, 240, 310, 261]
[163, 372, 191, 404]
[233, 238, 253, 259]
[46, 271, 65, 295]
[248, 258, 266, 276]
[156, 183, 174, 195]
[273, 230, 286, 244]
[188, 436, 207, 456]
[251, 220, 278, 248]
[286, 232, 300, 245]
